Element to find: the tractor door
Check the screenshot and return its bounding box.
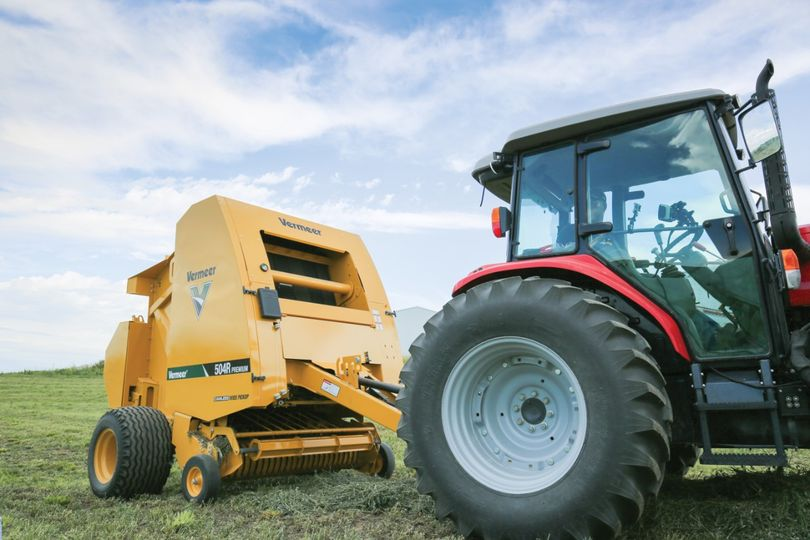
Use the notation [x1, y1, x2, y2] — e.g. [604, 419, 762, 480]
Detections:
[581, 108, 769, 359]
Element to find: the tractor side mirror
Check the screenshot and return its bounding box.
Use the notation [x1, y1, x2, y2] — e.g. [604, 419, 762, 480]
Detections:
[739, 100, 782, 163]
[491, 206, 511, 238]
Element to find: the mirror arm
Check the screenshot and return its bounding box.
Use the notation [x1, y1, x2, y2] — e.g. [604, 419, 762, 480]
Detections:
[734, 162, 757, 174]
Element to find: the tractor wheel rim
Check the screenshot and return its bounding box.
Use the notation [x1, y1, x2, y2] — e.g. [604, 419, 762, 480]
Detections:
[94, 428, 117, 484]
[441, 336, 587, 494]
[186, 466, 204, 498]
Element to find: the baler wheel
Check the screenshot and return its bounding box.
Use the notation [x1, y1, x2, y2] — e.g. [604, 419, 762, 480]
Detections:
[182, 454, 221, 503]
[88, 406, 173, 498]
[397, 277, 672, 539]
[376, 442, 396, 479]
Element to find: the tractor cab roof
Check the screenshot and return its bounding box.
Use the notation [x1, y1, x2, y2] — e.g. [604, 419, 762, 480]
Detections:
[473, 89, 729, 202]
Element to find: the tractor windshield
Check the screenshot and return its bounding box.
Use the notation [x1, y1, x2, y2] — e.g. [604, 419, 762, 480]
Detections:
[585, 108, 769, 358]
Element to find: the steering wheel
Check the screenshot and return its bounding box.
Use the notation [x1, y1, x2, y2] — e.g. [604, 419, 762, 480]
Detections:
[653, 224, 704, 264]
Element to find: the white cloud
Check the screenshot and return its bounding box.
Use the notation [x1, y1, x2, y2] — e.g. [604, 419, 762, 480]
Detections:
[2, 0, 808, 181]
[0, 271, 143, 372]
[354, 178, 381, 189]
[292, 174, 312, 193]
[256, 166, 298, 185]
[0, 169, 487, 265]
[446, 157, 472, 173]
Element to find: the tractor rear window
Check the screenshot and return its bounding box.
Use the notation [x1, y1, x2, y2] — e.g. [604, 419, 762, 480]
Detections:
[514, 144, 576, 258]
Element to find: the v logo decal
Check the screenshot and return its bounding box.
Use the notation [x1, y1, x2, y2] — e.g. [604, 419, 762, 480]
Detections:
[189, 281, 212, 319]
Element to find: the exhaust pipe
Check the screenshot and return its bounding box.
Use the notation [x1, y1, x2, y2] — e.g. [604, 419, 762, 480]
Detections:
[756, 60, 810, 262]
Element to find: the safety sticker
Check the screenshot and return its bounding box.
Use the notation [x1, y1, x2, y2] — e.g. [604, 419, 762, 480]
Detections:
[321, 380, 340, 397]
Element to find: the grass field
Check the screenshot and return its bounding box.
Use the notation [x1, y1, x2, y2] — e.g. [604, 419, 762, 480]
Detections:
[1, 367, 810, 539]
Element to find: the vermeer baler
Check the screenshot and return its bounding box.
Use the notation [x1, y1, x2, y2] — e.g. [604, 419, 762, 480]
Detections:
[88, 196, 403, 502]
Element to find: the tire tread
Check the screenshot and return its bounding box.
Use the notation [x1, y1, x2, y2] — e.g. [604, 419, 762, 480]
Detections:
[397, 276, 671, 539]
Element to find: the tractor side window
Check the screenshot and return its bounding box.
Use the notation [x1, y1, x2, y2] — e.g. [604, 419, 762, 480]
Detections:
[585, 109, 769, 359]
[514, 145, 576, 258]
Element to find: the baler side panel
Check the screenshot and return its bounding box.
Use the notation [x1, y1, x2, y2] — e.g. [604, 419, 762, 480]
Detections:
[162, 197, 257, 421]
[104, 320, 151, 407]
[222, 198, 288, 405]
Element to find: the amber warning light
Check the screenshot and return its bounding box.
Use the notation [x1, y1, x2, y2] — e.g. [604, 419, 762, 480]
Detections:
[782, 249, 801, 289]
[491, 207, 511, 238]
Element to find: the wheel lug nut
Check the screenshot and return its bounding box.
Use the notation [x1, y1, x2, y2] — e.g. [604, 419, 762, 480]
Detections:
[488, 376, 493, 381]
[543, 397, 550, 404]
[513, 405, 519, 412]
[517, 418, 524, 425]
[554, 369, 561, 375]
[547, 458, 554, 466]
[494, 448, 500, 454]
[540, 422, 548, 430]
[502, 362, 508, 368]
[482, 430, 488, 436]
[519, 394, 525, 401]
[569, 386, 574, 393]
[528, 426, 535, 433]
[530, 391, 538, 397]
[547, 410, 554, 418]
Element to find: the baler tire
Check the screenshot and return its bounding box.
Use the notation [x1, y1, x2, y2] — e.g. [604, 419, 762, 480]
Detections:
[376, 442, 396, 479]
[666, 443, 701, 477]
[181, 454, 221, 503]
[397, 276, 672, 540]
[88, 406, 173, 498]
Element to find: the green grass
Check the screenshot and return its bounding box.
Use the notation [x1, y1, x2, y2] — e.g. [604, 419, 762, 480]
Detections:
[1, 369, 809, 539]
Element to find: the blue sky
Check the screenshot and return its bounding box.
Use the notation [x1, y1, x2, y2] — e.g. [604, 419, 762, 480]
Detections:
[1, 0, 809, 371]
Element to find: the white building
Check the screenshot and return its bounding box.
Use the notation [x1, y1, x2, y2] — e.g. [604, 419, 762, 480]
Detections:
[393, 306, 436, 358]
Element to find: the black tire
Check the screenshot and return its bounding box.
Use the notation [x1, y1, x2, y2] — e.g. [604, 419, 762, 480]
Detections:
[376, 442, 396, 479]
[181, 454, 221, 503]
[397, 277, 672, 540]
[88, 406, 173, 498]
[666, 443, 701, 477]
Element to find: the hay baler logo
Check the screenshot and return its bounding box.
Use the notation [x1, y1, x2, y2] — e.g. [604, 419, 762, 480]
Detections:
[278, 217, 322, 235]
[189, 281, 212, 319]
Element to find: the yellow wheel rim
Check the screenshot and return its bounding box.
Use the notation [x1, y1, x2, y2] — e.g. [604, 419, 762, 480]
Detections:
[186, 465, 204, 498]
[94, 428, 117, 484]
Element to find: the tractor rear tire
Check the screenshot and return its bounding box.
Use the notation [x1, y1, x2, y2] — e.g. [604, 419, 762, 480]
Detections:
[666, 443, 701, 477]
[397, 277, 672, 540]
[88, 406, 173, 498]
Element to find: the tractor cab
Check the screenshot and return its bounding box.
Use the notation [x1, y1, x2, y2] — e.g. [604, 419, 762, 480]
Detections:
[475, 73, 797, 365]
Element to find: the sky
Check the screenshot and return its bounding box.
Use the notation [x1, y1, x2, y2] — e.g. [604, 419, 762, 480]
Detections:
[1, 0, 810, 372]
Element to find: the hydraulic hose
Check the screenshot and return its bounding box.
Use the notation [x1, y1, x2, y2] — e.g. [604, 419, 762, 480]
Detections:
[358, 376, 402, 394]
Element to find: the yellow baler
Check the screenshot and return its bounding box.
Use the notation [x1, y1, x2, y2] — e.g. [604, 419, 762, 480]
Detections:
[88, 195, 403, 502]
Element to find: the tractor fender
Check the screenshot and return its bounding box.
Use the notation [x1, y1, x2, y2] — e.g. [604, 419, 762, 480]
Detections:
[452, 254, 691, 361]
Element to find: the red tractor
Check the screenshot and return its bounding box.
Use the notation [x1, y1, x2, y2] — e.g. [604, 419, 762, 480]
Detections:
[397, 60, 810, 539]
